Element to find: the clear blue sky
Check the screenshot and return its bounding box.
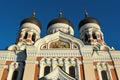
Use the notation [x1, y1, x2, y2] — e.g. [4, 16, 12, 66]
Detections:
[0, 0, 120, 50]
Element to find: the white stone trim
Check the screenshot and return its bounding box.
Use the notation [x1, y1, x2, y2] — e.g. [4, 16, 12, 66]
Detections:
[7, 62, 24, 80]
[34, 31, 85, 50]
[39, 57, 80, 78]
[28, 50, 81, 57]
[79, 23, 100, 33]
[47, 23, 74, 35]
[21, 23, 40, 33]
[0, 50, 25, 61]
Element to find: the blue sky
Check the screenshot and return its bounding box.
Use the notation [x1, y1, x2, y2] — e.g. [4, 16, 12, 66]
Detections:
[0, 0, 120, 50]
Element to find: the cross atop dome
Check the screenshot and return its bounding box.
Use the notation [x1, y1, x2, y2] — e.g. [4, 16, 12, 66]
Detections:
[84, 9, 89, 18]
[59, 9, 63, 17]
[32, 11, 36, 17]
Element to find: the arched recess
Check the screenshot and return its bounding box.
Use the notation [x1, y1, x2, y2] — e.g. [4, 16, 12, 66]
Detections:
[44, 66, 50, 76]
[24, 32, 28, 39]
[72, 43, 78, 49]
[12, 70, 18, 80]
[40, 44, 47, 49]
[92, 32, 97, 39]
[7, 62, 25, 80]
[101, 70, 108, 80]
[69, 66, 75, 78]
[34, 31, 85, 50]
[32, 33, 36, 42]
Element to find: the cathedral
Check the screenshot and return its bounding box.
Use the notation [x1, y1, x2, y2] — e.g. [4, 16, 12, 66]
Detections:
[0, 10, 120, 80]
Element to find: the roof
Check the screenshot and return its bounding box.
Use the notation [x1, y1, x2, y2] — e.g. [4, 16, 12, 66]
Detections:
[47, 17, 74, 29]
[78, 17, 100, 30]
[20, 17, 42, 29]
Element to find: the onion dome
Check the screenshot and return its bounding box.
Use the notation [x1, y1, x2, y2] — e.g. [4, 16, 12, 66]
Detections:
[78, 10, 100, 30]
[47, 11, 74, 29]
[20, 12, 42, 29]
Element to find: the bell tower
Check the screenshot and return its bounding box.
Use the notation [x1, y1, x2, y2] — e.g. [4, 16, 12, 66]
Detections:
[8, 12, 42, 50]
[47, 11, 74, 36]
[18, 12, 41, 45]
[78, 10, 110, 50]
[78, 10, 104, 45]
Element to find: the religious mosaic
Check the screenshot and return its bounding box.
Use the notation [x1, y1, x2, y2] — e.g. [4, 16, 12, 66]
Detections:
[50, 40, 70, 49]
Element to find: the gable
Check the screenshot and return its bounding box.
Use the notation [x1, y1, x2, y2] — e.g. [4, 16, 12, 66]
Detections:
[39, 66, 76, 80]
[34, 31, 84, 50]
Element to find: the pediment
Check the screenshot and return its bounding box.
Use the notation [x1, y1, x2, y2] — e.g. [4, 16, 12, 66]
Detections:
[34, 31, 84, 50]
[39, 66, 76, 80]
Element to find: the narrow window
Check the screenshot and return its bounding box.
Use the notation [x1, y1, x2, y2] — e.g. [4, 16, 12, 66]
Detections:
[69, 66, 75, 78]
[101, 70, 108, 80]
[32, 33, 36, 42]
[92, 32, 97, 39]
[100, 34, 103, 40]
[44, 66, 50, 76]
[24, 33, 28, 39]
[12, 70, 18, 80]
[85, 34, 88, 42]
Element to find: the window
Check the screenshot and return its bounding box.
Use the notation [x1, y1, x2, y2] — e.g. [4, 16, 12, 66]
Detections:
[12, 70, 18, 80]
[32, 33, 36, 42]
[44, 66, 50, 76]
[101, 70, 108, 80]
[24, 33, 28, 39]
[85, 34, 88, 42]
[69, 66, 75, 78]
[100, 34, 103, 40]
[92, 32, 97, 39]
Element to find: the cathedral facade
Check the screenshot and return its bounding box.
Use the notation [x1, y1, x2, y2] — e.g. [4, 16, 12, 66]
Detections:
[0, 11, 120, 80]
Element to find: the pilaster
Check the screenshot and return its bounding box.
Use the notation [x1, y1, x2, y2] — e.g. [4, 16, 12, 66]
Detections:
[83, 57, 96, 80]
[23, 61, 37, 80]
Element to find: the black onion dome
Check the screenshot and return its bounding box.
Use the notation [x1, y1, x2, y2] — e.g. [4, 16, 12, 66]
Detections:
[78, 17, 100, 29]
[47, 17, 74, 29]
[20, 17, 41, 29]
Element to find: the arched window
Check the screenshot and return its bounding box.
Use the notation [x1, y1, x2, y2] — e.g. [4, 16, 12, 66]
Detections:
[92, 32, 97, 39]
[69, 66, 75, 78]
[101, 70, 108, 80]
[44, 66, 50, 76]
[32, 33, 36, 42]
[12, 70, 18, 80]
[85, 34, 88, 42]
[24, 32, 28, 39]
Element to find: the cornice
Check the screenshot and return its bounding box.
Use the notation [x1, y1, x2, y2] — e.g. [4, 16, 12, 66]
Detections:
[27, 49, 81, 57]
[0, 50, 26, 61]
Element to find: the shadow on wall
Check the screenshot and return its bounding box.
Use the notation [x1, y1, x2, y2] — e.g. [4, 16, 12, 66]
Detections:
[16, 50, 26, 80]
[39, 77, 47, 80]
